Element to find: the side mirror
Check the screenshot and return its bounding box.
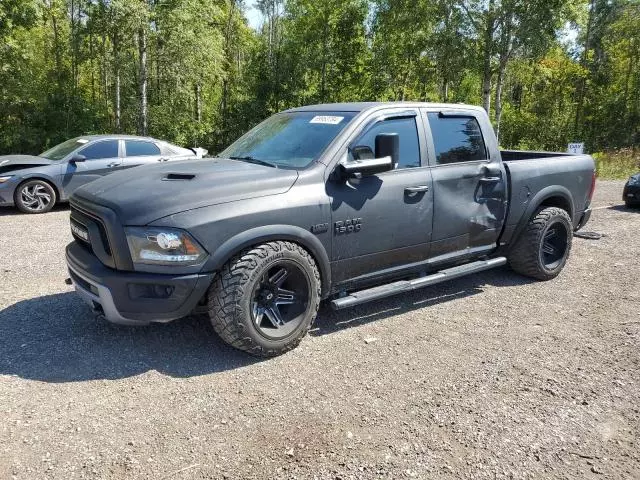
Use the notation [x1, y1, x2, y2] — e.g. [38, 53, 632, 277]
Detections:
[70, 154, 86, 164]
[333, 132, 400, 182]
[375, 133, 399, 169]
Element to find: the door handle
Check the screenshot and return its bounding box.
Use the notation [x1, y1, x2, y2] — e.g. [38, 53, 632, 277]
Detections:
[405, 185, 430, 193]
[107, 162, 120, 168]
[479, 177, 501, 183]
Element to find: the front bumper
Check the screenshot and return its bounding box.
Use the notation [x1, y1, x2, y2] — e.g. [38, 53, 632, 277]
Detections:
[66, 241, 214, 325]
[623, 184, 640, 204]
[0, 180, 17, 206]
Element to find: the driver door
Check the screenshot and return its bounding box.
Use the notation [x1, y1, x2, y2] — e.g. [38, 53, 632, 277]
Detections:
[329, 110, 433, 285]
[60, 139, 122, 195]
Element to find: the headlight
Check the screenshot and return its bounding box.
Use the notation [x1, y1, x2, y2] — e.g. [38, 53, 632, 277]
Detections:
[125, 227, 207, 265]
[0, 175, 13, 183]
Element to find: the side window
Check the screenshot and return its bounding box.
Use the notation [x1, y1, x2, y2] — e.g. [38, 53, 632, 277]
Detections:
[427, 113, 488, 165]
[79, 140, 119, 160]
[351, 117, 421, 169]
[125, 140, 161, 157]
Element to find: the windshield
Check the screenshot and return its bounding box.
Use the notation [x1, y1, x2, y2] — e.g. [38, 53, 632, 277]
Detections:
[40, 137, 90, 161]
[220, 111, 356, 169]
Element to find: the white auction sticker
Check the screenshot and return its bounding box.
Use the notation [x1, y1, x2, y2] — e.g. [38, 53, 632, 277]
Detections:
[310, 115, 344, 125]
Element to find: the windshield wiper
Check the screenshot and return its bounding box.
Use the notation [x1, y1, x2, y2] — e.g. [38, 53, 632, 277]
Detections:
[228, 156, 278, 168]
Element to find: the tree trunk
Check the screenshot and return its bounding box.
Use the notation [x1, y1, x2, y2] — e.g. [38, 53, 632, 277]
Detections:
[101, 31, 109, 115]
[321, 9, 329, 103]
[494, 56, 508, 143]
[481, 0, 495, 115]
[195, 83, 202, 122]
[220, 0, 237, 131]
[138, 27, 148, 136]
[442, 77, 449, 102]
[113, 35, 120, 131]
[89, 23, 95, 105]
[574, 0, 596, 138]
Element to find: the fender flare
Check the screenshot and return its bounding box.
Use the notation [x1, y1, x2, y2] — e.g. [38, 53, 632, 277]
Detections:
[204, 224, 332, 297]
[510, 185, 575, 248]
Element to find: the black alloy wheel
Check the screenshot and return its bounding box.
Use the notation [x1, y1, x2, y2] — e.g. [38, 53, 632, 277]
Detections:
[207, 241, 321, 357]
[539, 222, 569, 270]
[251, 262, 311, 340]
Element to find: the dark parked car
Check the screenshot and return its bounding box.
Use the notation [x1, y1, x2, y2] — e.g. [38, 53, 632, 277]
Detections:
[623, 173, 640, 207]
[66, 102, 596, 356]
[0, 135, 204, 213]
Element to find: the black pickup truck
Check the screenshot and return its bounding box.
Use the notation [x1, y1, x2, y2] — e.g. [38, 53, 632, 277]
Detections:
[66, 102, 596, 356]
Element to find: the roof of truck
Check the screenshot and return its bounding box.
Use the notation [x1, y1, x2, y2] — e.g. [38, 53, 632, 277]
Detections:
[286, 102, 484, 113]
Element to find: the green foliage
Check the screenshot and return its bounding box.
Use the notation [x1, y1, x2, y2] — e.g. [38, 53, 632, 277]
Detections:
[593, 149, 640, 179]
[0, 0, 638, 157]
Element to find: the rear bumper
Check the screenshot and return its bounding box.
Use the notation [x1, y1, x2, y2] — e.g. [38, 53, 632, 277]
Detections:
[575, 207, 592, 231]
[66, 241, 213, 325]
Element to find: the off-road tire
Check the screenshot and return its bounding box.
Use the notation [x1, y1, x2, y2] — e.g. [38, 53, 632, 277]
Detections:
[14, 179, 57, 214]
[508, 207, 573, 281]
[207, 241, 321, 357]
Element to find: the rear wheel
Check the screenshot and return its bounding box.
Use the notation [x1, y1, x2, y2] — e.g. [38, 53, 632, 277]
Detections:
[14, 179, 57, 214]
[207, 241, 321, 357]
[508, 207, 573, 281]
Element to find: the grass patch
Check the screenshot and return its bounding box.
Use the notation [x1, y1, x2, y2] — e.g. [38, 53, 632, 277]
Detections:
[593, 149, 639, 180]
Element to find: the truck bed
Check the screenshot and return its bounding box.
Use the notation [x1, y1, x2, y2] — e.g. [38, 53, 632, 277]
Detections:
[500, 150, 576, 161]
[499, 150, 595, 245]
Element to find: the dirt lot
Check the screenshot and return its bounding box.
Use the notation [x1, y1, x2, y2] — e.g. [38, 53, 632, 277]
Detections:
[0, 180, 638, 480]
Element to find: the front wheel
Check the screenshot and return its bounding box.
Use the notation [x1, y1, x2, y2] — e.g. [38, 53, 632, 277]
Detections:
[14, 179, 57, 214]
[207, 241, 321, 357]
[508, 207, 573, 281]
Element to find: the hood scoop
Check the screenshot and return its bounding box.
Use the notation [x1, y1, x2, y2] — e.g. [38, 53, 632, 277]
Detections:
[163, 173, 196, 181]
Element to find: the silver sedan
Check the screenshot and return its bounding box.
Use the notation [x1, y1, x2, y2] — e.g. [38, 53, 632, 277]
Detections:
[0, 135, 206, 213]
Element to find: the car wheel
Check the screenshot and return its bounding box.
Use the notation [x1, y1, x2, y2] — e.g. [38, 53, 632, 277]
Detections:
[14, 179, 57, 214]
[207, 241, 321, 357]
[508, 207, 573, 281]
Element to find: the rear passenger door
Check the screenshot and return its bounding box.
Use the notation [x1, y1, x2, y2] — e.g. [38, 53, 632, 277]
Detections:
[123, 139, 163, 169]
[422, 109, 507, 263]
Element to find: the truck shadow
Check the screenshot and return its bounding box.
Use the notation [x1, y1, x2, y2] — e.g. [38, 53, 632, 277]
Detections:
[311, 267, 533, 336]
[0, 267, 533, 383]
[608, 204, 639, 213]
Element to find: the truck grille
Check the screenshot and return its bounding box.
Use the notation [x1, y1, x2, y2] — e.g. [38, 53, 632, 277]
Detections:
[70, 203, 115, 267]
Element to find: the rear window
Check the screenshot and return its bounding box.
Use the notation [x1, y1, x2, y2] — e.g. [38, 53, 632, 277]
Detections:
[427, 113, 488, 164]
[125, 140, 161, 157]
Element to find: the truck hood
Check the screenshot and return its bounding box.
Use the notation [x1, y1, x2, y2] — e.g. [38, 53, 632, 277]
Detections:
[0, 155, 56, 175]
[73, 158, 299, 225]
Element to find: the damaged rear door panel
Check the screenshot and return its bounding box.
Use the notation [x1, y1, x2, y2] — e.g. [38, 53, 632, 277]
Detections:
[422, 109, 507, 262]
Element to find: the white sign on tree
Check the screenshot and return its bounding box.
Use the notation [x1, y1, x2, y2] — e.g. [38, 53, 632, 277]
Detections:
[568, 143, 585, 154]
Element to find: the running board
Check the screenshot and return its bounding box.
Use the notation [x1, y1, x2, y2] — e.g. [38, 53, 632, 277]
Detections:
[331, 257, 507, 310]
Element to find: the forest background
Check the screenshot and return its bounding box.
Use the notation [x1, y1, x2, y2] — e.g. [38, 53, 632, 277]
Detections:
[1, 0, 638, 177]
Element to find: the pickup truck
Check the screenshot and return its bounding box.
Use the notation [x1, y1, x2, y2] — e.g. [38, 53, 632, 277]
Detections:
[65, 102, 596, 356]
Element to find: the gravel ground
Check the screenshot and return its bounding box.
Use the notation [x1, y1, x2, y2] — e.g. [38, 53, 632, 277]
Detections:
[0, 180, 638, 480]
